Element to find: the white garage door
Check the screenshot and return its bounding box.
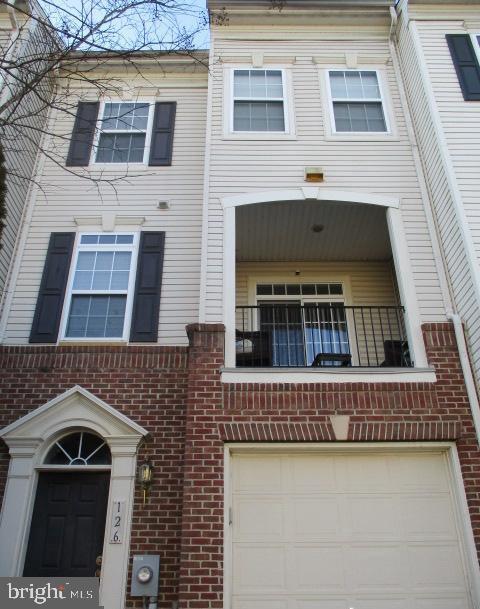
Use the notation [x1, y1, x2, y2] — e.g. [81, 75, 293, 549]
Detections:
[230, 450, 476, 609]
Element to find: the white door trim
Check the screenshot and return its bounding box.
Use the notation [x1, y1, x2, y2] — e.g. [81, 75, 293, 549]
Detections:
[223, 442, 480, 609]
[0, 385, 148, 609]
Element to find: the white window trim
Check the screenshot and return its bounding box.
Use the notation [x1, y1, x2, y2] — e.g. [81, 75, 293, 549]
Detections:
[322, 68, 397, 140]
[90, 100, 155, 166]
[246, 277, 360, 366]
[223, 66, 296, 140]
[471, 33, 480, 65]
[59, 232, 139, 343]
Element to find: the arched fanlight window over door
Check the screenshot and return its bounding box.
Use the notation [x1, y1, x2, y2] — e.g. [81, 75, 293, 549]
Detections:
[44, 431, 111, 465]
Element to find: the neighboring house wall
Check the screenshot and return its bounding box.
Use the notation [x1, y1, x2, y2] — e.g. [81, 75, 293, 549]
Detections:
[0, 64, 207, 345]
[0, 7, 54, 297]
[396, 1, 480, 383]
[202, 17, 447, 328]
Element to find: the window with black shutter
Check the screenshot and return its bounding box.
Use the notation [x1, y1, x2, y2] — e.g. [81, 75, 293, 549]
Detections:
[30, 233, 75, 343]
[446, 34, 480, 101]
[66, 102, 99, 166]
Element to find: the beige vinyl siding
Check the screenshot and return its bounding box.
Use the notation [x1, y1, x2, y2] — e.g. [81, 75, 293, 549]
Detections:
[3, 74, 207, 345]
[204, 27, 446, 325]
[396, 10, 480, 379]
[236, 261, 397, 308]
[0, 17, 54, 295]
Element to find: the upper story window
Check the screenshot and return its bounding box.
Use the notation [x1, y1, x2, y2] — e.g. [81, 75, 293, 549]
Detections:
[96, 103, 150, 163]
[232, 69, 286, 132]
[63, 233, 138, 340]
[328, 70, 387, 133]
[65, 101, 176, 167]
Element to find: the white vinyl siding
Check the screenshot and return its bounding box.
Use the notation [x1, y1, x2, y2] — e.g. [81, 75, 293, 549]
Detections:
[396, 8, 480, 382]
[2, 74, 207, 345]
[0, 16, 53, 296]
[203, 28, 446, 327]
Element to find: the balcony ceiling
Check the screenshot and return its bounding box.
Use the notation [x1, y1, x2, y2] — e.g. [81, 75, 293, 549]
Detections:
[236, 200, 391, 261]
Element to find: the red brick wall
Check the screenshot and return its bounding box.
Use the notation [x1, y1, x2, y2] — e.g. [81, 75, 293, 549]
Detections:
[178, 322, 480, 608]
[0, 345, 189, 609]
[0, 322, 479, 609]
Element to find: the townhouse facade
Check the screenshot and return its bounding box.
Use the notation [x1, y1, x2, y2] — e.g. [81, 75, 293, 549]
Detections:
[1, 1, 480, 609]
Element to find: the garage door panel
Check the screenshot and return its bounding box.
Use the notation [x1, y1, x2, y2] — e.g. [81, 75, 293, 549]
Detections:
[353, 598, 412, 609]
[230, 451, 474, 609]
[342, 454, 392, 491]
[295, 599, 349, 609]
[234, 498, 284, 541]
[347, 495, 401, 540]
[348, 545, 408, 590]
[414, 597, 471, 609]
[233, 545, 287, 592]
[408, 544, 467, 588]
[290, 455, 337, 492]
[291, 546, 345, 591]
[233, 456, 283, 492]
[232, 598, 288, 609]
[389, 453, 449, 491]
[402, 495, 458, 540]
[292, 498, 340, 539]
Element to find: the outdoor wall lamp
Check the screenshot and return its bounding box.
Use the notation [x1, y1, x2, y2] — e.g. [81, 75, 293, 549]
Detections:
[138, 461, 153, 504]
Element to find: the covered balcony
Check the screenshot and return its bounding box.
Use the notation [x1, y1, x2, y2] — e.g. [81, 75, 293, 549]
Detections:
[232, 197, 416, 370]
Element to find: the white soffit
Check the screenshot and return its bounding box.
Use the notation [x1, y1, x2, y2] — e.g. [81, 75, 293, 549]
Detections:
[236, 200, 391, 261]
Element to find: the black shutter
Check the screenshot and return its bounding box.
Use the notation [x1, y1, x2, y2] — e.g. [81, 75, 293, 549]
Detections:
[66, 102, 100, 166]
[148, 102, 176, 166]
[129, 232, 165, 342]
[446, 34, 480, 101]
[29, 233, 75, 343]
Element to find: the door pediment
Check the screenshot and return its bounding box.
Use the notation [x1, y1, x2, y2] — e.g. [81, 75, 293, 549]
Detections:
[0, 385, 148, 447]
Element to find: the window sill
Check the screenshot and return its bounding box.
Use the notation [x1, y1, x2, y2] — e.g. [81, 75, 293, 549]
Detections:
[221, 133, 297, 141]
[324, 133, 400, 142]
[221, 367, 437, 384]
[58, 340, 129, 346]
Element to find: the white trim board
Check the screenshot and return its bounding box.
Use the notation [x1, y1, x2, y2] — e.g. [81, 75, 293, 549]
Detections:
[221, 188, 400, 209]
[221, 367, 437, 384]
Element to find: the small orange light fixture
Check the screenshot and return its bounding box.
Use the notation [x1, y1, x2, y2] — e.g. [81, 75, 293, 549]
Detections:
[304, 167, 324, 183]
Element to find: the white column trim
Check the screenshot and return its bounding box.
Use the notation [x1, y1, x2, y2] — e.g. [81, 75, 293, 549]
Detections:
[387, 206, 428, 368]
[224, 206, 236, 368]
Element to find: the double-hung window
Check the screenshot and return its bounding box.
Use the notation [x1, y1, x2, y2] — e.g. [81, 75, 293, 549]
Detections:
[96, 102, 150, 163]
[328, 70, 387, 133]
[63, 233, 138, 340]
[232, 69, 286, 132]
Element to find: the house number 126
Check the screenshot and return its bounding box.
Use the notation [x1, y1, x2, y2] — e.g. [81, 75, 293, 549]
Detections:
[109, 500, 125, 544]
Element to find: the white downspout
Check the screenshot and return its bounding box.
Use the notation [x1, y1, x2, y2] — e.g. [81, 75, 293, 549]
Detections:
[389, 6, 480, 445]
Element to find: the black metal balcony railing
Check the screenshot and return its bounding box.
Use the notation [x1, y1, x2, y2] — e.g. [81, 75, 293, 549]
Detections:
[236, 304, 412, 368]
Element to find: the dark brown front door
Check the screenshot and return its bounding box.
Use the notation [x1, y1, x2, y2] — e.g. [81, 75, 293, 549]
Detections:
[23, 471, 110, 577]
